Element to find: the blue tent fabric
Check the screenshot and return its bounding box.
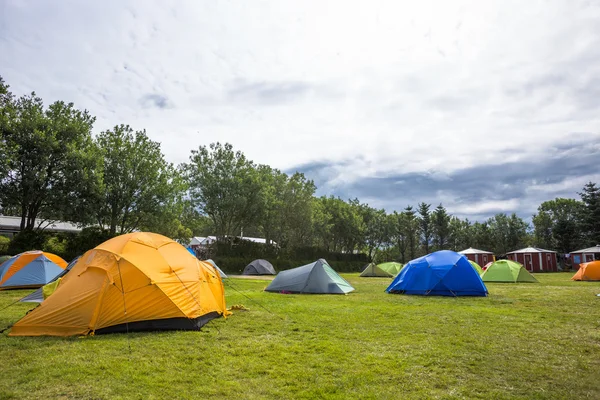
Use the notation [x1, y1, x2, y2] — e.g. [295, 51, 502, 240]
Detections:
[0, 254, 65, 289]
[186, 247, 196, 256]
[386, 250, 488, 297]
[20, 256, 81, 303]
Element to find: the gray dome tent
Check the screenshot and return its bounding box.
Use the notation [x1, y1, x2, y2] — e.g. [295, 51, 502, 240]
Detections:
[265, 259, 354, 294]
[243, 259, 276, 275]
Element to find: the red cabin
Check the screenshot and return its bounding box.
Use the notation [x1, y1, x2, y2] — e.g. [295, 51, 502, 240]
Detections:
[569, 245, 600, 270]
[506, 247, 557, 272]
[458, 247, 495, 266]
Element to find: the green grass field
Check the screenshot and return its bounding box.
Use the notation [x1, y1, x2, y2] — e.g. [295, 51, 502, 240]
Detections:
[0, 273, 598, 399]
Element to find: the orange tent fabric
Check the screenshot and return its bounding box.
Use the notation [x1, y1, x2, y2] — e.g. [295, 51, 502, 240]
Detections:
[0, 251, 67, 288]
[10, 232, 229, 336]
[571, 261, 600, 281]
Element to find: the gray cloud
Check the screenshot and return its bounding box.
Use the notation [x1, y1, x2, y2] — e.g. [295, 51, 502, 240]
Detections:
[227, 80, 311, 104]
[289, 134, 600, 221]
[139, 93, 171, 109]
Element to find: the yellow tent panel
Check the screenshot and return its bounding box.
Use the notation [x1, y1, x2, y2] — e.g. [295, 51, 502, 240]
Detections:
[10, 232, 229, 337]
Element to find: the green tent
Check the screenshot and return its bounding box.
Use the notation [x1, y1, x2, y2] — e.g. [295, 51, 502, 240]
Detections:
[480, 260, 538, 283]
[0, 255, 11, 265]
[469, 260, 483, 275]
[377, 262, 403, 276]
[360, 263, 393, 277]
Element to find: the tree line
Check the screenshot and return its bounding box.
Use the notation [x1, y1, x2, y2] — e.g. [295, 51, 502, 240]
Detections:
[1, 76, 599, 263]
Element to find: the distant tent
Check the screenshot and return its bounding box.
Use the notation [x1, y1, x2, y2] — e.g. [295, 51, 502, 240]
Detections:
[571, 261, 600, 281]
[0, 251, 67, 290]
[480, 260, 538, 283]
[360, 263, 393, 277]
[469, 260, 483, 274]
[386, 250, 488, 297]
[20, 256, 81, 303]
[205, 259, 227, 279]
[0, 255, 12, 265]
[265, 259, 354, 294]
[482, 262, 493, 271]
[378, 262, 403, 276]
[243, 259, 276, 275]
[186, 246, 196, 256]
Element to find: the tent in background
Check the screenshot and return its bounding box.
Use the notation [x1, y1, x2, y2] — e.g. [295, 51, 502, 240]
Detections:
[20, 256, 81, 303]
[243, 259, 276, 275]
[0, 255, 11, 265]
[386, 250, 488, 297]
[265, 259, 354, 294]
[0, 251, 67, 290]
[571, 261, 600, 281]
[469, 260, 483, 274]
[480, 260, 538, 283]
[10, 232, 229, 337]
[377, 262, 403, 276]
[205, 259, 227, 279]
[360, 263, 393, 277]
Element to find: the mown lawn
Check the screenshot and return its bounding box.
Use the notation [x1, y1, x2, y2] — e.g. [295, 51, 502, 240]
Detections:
[0, 273, 599, 399]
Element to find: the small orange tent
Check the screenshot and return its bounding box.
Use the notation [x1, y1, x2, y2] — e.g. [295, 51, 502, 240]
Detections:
[10, 232, 228, 336]
[571, 261, 600, 281]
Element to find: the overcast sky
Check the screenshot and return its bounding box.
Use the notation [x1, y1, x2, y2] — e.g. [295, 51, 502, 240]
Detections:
[1, 0, 599, 221]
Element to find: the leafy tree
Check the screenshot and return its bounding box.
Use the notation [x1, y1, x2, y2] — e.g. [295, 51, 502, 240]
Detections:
[0, 76, 15, 188]
[361, 205, 387, 261]
[391, 211, 406, 262]
[312, 196, 364, 253]
[487, 213, 529, 255]
[278, 172, 316, 248]
[183, 142, 262, 239]
[179, 200, 214, 237]
[418, 202, 432, 254]
[93, 125, 179, 235]
[311, 196, 333, 250]
[403, 206, 419, 260]
[471, 221, 494, 252]
[254, 166, 315, 249]
[533, 198, 582, 253]
[0, 86, 95, 230]
[432, 203, 450, 250]
[139, 179, 193, 243]
[532, 208, 554, 250]
[256, 165, 288, 245]
[448, 217, 472, 251]
[578, 182, 600, 245]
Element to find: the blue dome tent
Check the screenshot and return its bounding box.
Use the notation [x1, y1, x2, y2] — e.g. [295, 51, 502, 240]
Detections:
[386, 250, 488, 297]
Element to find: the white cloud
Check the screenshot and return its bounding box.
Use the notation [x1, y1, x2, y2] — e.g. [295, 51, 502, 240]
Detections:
[1, 0, 600, 216]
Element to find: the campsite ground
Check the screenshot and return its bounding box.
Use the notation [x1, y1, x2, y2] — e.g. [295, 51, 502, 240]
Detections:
[0, 273, 598, 399]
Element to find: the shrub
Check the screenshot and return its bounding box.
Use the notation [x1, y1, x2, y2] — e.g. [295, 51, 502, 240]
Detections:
[43, 236, 68, 259]
[8, 230, 48, 255]
[65, 227, 115, 260]
[0, 235, 10, 255]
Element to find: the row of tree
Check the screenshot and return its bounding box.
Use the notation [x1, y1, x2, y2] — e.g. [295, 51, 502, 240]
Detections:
[1, 76, 599, 262]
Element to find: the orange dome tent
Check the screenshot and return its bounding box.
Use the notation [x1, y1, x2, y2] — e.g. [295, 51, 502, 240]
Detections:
[10, 232, 229, 336]
[571, 261, 600, 281]
[0, 251, 67, 290]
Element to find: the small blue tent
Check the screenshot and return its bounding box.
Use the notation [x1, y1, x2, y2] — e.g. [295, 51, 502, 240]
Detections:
[0, 251, 66, 290]
[386, 250, 488, 297]
[20, 256, 81, 303]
